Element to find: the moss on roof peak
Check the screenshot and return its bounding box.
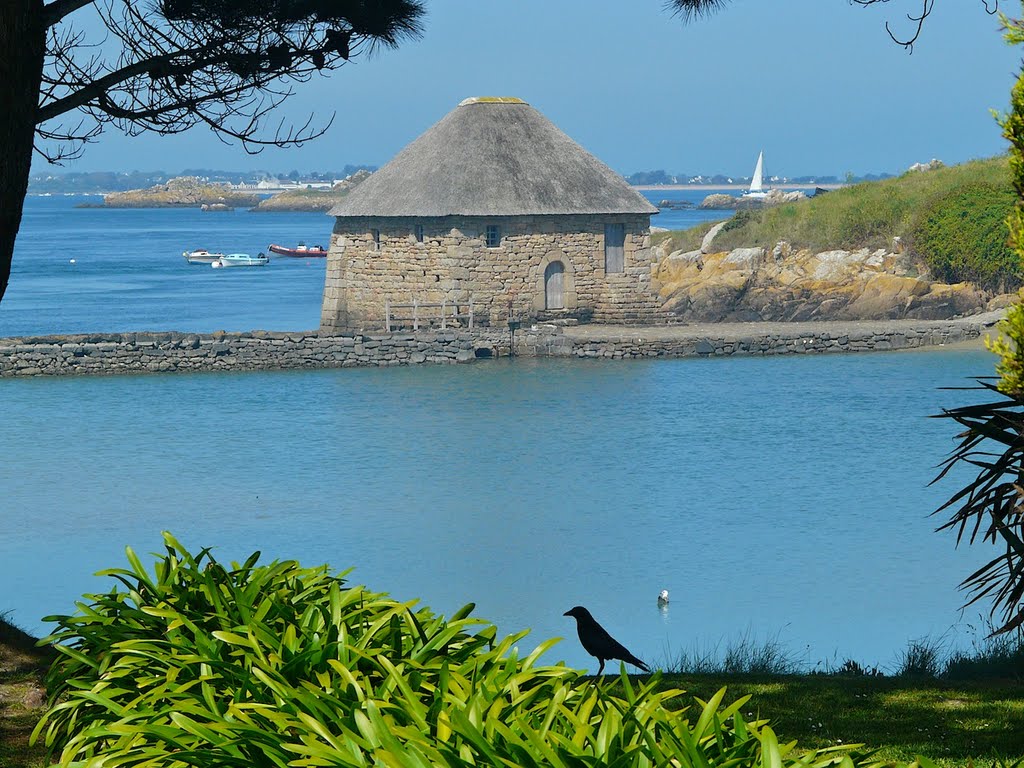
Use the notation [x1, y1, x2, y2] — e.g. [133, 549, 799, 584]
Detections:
[458, 96, 526, 106]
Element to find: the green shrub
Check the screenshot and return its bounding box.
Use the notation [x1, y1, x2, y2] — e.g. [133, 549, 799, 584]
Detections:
[945, 632, 1024, 681]
[665, 630, 800, 676]
[660, 157, 1016, 275]
[896, 638, 944, 679]
[833, 659, 883, 678]
[721, 209, 755, 234]
[34, 533, 882, 768]
[908, 182, 1021, 291]
[0, 611, 50, 656]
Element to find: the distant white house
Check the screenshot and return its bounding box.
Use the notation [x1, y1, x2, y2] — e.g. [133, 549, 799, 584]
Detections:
[231, 179, 334, 192]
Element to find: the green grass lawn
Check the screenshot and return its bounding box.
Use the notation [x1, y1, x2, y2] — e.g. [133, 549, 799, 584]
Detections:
[0, 620, 49, 768]
[645, 674, 1024, 767]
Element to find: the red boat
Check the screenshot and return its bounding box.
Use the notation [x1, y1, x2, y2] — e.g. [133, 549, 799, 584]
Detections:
[268, 243, 328, 258]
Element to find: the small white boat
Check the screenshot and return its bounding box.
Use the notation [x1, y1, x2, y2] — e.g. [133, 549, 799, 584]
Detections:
[183, 249, 224, 264]
[742, 150, 770, 200]
[211, 252, 270, 268]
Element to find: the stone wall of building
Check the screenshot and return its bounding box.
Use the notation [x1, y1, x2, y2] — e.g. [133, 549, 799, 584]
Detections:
[0, 319, 989, 378]
[321, 213, 663, 332]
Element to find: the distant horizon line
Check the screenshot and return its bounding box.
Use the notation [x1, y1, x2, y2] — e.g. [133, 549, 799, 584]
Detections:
[28, 167, 898, 182]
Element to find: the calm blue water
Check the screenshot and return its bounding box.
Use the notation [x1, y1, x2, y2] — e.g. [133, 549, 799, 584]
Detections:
[0, 196, 331, 337]
[0, 193, 733, 337]
[0, 349, 997, 672]
[0, 195, 998, 673]
[640, 187, 733, 231]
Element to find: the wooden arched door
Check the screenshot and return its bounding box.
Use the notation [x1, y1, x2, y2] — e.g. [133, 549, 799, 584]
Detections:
[544, 261, 565, 309]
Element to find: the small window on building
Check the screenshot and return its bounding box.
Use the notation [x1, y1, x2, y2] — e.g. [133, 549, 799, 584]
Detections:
[414, 224, 425, 243]
[485, 224, 501, 248]
[604, 223, 625, 273]
[371, 229, 380, 250]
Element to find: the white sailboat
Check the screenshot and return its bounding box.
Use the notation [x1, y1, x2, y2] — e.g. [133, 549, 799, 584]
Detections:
[742, 150, 769, 199]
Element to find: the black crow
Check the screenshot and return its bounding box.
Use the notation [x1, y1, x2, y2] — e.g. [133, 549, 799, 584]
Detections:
[563, 605, 650, 676]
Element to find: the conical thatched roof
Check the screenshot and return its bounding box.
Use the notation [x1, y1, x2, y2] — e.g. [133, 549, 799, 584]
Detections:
[329, 97, 658, 218]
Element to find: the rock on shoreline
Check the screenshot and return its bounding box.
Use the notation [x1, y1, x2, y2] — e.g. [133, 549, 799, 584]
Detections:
[89, 170, 372, 212]
[653, 242, 1012, 322]
[699, 189, 808, 209]
[100, 177, 260, 209]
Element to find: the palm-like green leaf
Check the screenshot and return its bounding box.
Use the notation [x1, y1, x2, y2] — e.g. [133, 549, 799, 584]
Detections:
[933, 382, 1024, 634]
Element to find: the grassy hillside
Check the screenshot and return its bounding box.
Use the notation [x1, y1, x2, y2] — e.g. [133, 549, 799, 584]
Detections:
[654, 157, 1021, 292]
[253, 186, 350, 212]
[254, 170, 371, 212]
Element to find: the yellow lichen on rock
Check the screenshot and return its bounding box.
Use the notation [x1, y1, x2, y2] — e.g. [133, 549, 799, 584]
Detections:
[654, 241, 994, 322]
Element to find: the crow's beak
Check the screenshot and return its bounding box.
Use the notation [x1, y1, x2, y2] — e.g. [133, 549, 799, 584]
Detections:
[563, 610, 572, 617]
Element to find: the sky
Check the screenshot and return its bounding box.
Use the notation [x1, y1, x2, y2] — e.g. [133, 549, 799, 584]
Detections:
[43, 0, 1021, 178]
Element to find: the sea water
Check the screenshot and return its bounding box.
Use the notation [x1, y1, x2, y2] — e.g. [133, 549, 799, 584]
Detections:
[0, 195, 996, 672]
[0, 192, 730, 337]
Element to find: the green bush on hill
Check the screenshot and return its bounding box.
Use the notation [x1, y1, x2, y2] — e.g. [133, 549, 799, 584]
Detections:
[908, 183, 1021, 291]
[669, 157, 1022, 291]
[34, 533, 885, 768]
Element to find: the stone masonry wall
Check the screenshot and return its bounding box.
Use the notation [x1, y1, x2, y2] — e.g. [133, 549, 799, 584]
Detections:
[552, 322, 984, 359]
[321, 214, 663, 332]
[0, 331, 482, 376]
[0, 319, 988, 378]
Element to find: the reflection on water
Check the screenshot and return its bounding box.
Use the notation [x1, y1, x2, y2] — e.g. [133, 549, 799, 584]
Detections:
[0, 349, 996, 672]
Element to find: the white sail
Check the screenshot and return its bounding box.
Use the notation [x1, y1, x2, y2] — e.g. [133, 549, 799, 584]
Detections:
[742, 151, 768, 199]
[748, 151, 764, 194]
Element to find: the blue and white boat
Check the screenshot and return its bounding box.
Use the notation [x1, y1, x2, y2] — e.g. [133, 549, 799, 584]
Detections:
[212, 252, 270, 268]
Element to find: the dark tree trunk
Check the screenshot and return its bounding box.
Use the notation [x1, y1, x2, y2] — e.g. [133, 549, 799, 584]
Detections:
[0, 0, 45, 305]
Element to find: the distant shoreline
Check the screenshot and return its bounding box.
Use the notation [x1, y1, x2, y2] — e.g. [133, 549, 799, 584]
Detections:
[31, 184, 849, 196]
[632, 183, 847, 191]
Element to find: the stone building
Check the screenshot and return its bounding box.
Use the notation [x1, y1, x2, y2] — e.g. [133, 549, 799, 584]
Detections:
[320, 97, 662, 333]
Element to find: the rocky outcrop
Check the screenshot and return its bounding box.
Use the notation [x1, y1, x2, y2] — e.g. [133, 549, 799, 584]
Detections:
[699, 193, 751, 209]
[103, 177, 260, 208]
[653, 243, 1004, 322]
[699, 188, 808, 209]
[908, 158, 944, 173]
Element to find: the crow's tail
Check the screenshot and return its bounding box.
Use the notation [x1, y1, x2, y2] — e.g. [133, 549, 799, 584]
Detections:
[625, 654, 650, 673]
